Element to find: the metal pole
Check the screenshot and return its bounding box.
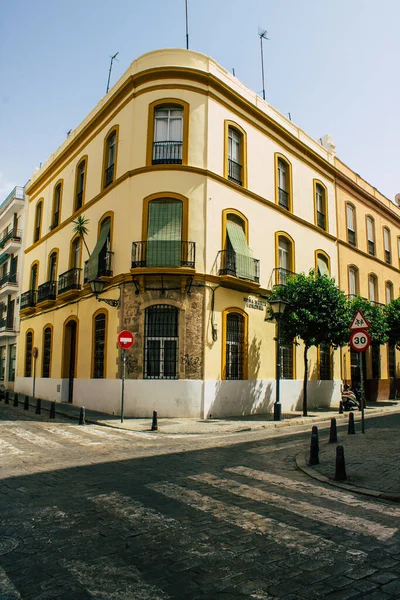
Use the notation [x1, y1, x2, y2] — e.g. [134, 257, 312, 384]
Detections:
[260, 35, 266, 100]
[32, 355, 37, 400]
[359, 352, 365, 433]
[274, 316, 282, 421]
[185, 0, 189, 50]
[121, 349, 126, 423]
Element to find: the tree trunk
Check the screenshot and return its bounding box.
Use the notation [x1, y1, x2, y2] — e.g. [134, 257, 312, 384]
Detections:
[81, 234, 91, 258]
[303, 345, 309, 417]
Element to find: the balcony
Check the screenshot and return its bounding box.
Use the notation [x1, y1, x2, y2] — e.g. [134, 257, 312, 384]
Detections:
[218, 250, 259, 283]
[0, 272, 18, 296]
[278, 188, 289, 210]
[268, 268, 296, 289]
[58, 268, 82, 298]
[131, 241, 195, 269]
[84, 251, 113, 283]
[37, 281, 57, 305]
[0, 318, 16, 337]
[0, 187, 25, 224]
[227, 159, 242, 185]
[152, 141, 183, 165]
[0, 229, 22, 253]
[20, 290, 37, 313]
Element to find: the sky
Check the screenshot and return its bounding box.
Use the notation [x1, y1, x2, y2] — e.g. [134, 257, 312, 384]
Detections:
[1, 0, 399, 201]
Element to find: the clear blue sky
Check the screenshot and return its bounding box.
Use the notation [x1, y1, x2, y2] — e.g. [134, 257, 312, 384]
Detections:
[1, 0, 399, 201]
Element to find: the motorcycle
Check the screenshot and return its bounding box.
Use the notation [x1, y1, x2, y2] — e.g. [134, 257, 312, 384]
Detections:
[341, 386, 360, 411]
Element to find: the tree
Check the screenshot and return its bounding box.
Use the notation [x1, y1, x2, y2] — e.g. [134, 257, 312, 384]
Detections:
[349, 296, 388, 347]
[72, 215, 91, 257]
[267, 270, 350, 416]
[384, 298, 400, 348]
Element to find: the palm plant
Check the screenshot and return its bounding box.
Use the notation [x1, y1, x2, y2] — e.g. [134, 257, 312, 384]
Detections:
[72, 215, 91, 257]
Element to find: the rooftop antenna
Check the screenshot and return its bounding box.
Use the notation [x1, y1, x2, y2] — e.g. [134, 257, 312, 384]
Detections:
[66, 129, 72, 137]
[258, 27, 270, 101]
[106, 52, 119, 94]
[185, 0, 189, 49]
[232, 68, 236, 76]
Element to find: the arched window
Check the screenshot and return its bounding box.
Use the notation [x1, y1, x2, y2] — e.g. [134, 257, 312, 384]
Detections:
[103, 128, 117, 188]
[224, 121, 247, 187]
[366, 216, 375, 256]
[86, 216, 112, 281]
[153, 105, 183, 164]
[385, 281, 393, 304]
[75, 159, 86, 211]
[25, 331, 33, 377]
[348, 266, 358, 297]
[51, 182, 62, 229]
[144, 305, 179, 379]
[42, 326, 52, 378]
[48, 252, 58, 282]
[314, 182, 327, 230]
[34, 201, 43, 243]
[383, 227, 391, 264]
[70, 236, 82, 269]
[369, 274, 378, 303]
[346, 203, 356, 246]
[30, 263, 38, 291]
[276, 233, 294, 285]
[93, 312, 107, 378]
[223, 309, 247, 380]
[316, 251, 330, 276]
[275, 155, 292, 211]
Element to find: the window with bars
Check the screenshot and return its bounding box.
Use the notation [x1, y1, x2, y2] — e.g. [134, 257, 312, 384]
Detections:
[319, 343, 332, 380]
[372, 345, 381, 379]
[25, 331, 33, 377]
[42, 327, 52, 378]
[388, 344, 396, 379]
[144, 305, 178, 379]
[225, 312, 245, 380]
[153, 106, 183, 164]
[346, 204, 356, 246]
[93, 313, 107, 378]
[280, 342, 293, 379]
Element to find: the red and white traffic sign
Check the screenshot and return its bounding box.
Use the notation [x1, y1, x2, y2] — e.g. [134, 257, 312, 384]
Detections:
[350, 310, 370, 331]
[350, 330, 371, 352]
[118, 330, 134, 350]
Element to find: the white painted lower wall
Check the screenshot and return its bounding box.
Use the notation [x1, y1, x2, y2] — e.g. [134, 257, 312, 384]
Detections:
[15, 377, 341, 418]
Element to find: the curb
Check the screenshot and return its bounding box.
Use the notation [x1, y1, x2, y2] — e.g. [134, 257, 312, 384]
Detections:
[296, 451, 400, 503]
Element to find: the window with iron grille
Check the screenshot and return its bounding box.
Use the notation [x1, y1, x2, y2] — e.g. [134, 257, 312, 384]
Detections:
[25, 331, 33, 377]
[93, 313, 107, 378]
[319, 343, 332, 380]
[388, 344, 396, 379]
[8, 344, 16, 382]
[280, 342, 293, 379]
[225, 312, 245, 380]
[371, 345, 381, 379]
[42, 327, 52, 378]
[144, 305, 178, 379]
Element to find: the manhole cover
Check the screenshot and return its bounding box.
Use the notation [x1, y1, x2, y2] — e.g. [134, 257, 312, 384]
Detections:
[0, 537, 19, 555]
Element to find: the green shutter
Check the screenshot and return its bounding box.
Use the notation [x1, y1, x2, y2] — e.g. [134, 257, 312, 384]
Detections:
[87, 220, 110, 281]
[226, 220, 254, 280]
[0, 254, 9, 266]
[147, 201, 182, 267]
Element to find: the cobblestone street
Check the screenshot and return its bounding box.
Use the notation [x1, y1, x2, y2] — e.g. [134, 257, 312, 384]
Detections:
[1, 405, 400, 599]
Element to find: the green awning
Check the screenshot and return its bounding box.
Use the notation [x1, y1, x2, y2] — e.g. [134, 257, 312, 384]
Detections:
[0, 253, 9, 266]
[87, 221, 110, 281]
[226, 221, 254, 280]
[147, 201, 182, 267]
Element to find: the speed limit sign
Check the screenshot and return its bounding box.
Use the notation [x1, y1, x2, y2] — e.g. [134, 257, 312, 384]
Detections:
[350, 330, 371, 352]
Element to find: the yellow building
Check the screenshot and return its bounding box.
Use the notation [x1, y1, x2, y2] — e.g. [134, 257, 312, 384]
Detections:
[335, 159, 400, 400]
[17, 49, 347, 417]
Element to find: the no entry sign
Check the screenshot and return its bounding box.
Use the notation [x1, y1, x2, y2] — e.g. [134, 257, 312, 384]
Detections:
[350, 330, 371, 352]
[118, 330, 134, 350]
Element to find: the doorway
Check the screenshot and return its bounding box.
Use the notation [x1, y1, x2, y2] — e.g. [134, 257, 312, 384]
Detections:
[63, 320, 77, 403]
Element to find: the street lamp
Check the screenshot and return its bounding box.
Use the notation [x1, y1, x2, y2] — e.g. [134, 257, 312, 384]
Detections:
[268, 298, 289, 421]
[89, 279, 120, 308]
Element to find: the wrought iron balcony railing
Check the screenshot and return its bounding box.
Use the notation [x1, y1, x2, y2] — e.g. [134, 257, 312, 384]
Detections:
[84, 251, 113, 283]
[218, 250, 260, 283]
[20, 290, 37, 310]
[0, 229, 22, 249]
[104, 164, 114, 187]
[0, 318, 15, 332]
[227, 159, 242, 185]
[37, 280, 57, 303]
[131, 241, 195, 269]
[0, 272, 17, 288]
[271, 267, 296, 287]
[278, 188, 289, 210]
[0, 186, 24, 213]
[317, 210, 326, 230]
[152, 141, 183, 164]
[58, 268, 82, 295]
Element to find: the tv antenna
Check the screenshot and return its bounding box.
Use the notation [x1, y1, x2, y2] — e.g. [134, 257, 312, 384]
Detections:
[106, 52, 119, 94]
[185, 0, 189, 49]
[258, 27, 270, 101]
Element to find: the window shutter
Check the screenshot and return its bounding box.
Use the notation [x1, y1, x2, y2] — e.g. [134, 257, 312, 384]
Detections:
[87, 220, 111, 282]
[147, 201, 182, 267]
[226, 220, 254, 280]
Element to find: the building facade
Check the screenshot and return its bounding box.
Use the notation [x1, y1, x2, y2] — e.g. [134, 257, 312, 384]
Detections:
[16, 49, 353, 416]
[0, 186, 26, 390]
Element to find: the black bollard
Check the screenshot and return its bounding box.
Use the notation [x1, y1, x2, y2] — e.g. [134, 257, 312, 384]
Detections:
[24, 395, 29, 410]
[348, 411, 355, 435]
[309, 426, 319, 465]
[339, 400, 344, 414]
[4, 391, 9, 405]
[49, 402, 55, 419]
[35, 398, 41, 415]
[334, 445, 347, 481]
[13, 392, 18, 407]
[79, 406, 85, 425]
[329, 418, 338, 443]
[151, 410, 158, 431]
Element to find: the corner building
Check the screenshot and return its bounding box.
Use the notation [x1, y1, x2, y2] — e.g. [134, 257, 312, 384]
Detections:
[17, 49, 342, 417]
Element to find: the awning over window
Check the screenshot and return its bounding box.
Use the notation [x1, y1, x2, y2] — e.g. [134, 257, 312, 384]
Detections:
[0, 253, 9, 266]
[147, 201, 182, 267]
[226, 220, 255, 280]
[87, 220, 110, 282]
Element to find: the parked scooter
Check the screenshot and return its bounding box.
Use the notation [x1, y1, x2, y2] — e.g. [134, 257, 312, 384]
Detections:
[341, 384, 360, 411]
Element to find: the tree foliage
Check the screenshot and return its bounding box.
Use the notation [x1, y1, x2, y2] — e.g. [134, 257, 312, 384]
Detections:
[72, 215, 91, 257]
[384, 298, 400, 349]
[349, 296, 388, 346]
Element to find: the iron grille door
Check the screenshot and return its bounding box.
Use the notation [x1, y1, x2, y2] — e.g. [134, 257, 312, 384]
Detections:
[43, 328, 52, 378]
[144, 305, 178, 379]
[226, 313, 244, 380]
